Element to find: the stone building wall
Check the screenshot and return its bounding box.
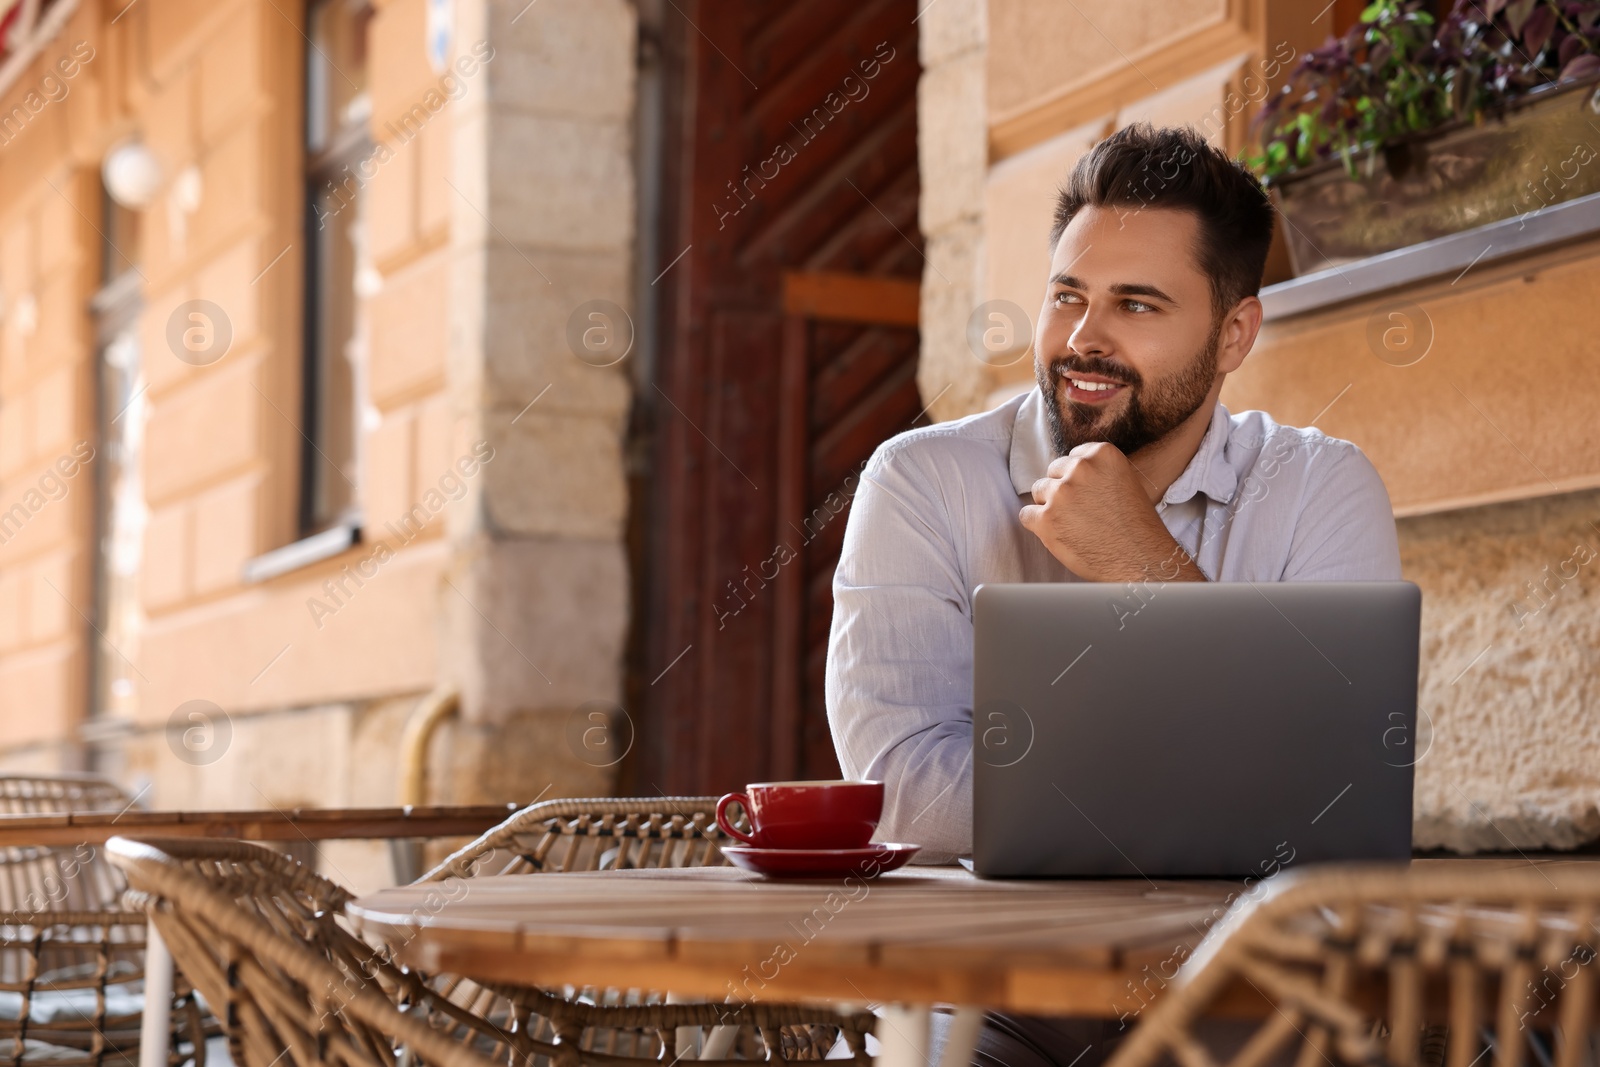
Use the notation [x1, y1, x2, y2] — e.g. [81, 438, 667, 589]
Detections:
[440, 0, 638, 774]
[0, 0, 637, 890]
[1401, 489, 1600, 852]
[915, 0, 989, 423]
[0, 4, 103, 762]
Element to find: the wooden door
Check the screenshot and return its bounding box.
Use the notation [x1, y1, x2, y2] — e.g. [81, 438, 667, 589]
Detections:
[631, 0, 925, 794]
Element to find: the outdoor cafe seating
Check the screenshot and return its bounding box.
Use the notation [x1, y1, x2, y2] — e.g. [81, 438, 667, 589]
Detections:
[0, 774, 211, 1067]
[4, 774, 1598, 1067]
[104, 803, 875, 1067]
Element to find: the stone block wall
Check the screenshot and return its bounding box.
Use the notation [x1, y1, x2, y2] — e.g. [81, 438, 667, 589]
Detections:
[1402, 489, 1600, 851]
[915, 0, 990, 423]
[439, 0, 639, 786]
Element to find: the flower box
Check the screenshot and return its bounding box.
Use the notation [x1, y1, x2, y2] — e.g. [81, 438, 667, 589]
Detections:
[1272, 78, 1600, 276]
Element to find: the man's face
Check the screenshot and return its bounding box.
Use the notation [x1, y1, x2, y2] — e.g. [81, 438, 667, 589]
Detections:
[1034, 205, 1222, 458]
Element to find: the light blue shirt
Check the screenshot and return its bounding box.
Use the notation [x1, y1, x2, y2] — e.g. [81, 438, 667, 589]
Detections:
[825, 387, 1403, 861]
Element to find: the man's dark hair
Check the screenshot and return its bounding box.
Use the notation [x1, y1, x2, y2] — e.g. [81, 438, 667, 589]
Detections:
[1049, 123, 1275, 319]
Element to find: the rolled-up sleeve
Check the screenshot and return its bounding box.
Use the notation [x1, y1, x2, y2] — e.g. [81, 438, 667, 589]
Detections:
[826, 440, 975, 862]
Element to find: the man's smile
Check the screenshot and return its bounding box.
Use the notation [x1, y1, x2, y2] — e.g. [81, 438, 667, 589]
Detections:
[1053, 365, 1133, 407]
[1062, 376, 1128, 404]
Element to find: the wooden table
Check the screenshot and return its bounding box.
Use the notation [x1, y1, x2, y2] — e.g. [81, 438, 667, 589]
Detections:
[350, 857, 1600, 1067]
[348, 865, 1259, 1012]
[0, 803, 520, 847]
[347, 865, 1258, 1067]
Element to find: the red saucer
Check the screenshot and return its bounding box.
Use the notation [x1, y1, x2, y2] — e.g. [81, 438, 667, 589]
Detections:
[723, 842, 920, 879]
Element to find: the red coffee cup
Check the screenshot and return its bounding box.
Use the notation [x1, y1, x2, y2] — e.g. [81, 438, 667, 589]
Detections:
[715, 780, 884, 850]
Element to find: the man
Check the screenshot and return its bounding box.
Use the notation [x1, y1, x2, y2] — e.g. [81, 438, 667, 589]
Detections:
[825, 123, 1401, 1066]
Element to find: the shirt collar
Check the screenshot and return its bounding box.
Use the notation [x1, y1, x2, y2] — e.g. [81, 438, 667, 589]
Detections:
[1008, 386, 1239, 507]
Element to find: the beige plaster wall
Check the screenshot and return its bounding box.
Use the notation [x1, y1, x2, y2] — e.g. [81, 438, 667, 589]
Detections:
[987, 0, 1230, 118]
[1232, 245, 1600, 515]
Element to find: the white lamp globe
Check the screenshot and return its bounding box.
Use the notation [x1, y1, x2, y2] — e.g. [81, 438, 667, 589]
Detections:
[102, 141, 163, 209]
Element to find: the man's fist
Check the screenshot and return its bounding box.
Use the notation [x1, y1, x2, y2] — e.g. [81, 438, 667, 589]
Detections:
[1018, 442, 1204, 582]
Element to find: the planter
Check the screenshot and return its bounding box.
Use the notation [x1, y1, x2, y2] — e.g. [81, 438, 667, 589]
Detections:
[1271, 77, 1600, 276]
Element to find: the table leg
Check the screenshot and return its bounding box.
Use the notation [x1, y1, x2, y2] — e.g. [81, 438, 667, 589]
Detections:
[139, 918, 173, 1067]
[700, 1025, 737, 1060]
[877, 1005, 930, 1067]
[936, 1006, 986, 1067]
[665, 992, 703, 1059]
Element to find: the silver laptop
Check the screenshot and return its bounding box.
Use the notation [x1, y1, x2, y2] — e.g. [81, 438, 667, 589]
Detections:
[971, 582, 1421, 878]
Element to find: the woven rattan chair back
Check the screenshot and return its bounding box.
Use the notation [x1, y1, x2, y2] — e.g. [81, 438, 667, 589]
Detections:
[108, 836, 530, 1067]
[417, 797, 869, 1063]
[1104, 864, 1600, 1067]
[0, 775, 203, 1067]
[0, 910, 194, 1067]
[0, 773, 132, 915]
[107, 834, 871, 1067]
[0, 775, 130, 816]
[419, 797, 733, 880]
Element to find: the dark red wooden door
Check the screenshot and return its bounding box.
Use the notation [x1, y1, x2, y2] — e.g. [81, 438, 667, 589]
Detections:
[632, 0, 925, 795]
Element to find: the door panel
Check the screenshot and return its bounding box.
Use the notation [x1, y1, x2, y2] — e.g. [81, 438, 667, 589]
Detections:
[635, 0, 925, 794]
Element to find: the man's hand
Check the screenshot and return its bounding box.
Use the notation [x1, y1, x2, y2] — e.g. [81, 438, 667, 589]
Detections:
[1019, 442, 1206, 582]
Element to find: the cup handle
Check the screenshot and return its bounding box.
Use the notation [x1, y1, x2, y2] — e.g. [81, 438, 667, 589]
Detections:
[716, 792, 759, 846]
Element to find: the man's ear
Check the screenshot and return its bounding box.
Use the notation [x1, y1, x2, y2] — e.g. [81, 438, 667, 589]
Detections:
[1216, 295, 1263, 375]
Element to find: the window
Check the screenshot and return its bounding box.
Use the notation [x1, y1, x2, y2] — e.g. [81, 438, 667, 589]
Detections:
[100, 187, 139, 286]
[301, 0, 374, 535]
[88, 181, 144, 735]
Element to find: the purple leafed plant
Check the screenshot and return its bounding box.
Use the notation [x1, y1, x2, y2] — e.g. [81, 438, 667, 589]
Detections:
[1246, 0, 1600, 182]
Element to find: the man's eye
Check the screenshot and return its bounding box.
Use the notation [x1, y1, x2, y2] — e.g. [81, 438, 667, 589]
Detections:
[1054, 291, 1084, 306]
[1124, 300, 1155, 313]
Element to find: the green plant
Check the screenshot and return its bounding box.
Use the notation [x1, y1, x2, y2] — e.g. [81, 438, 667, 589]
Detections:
[1246, 0, 1600, 182]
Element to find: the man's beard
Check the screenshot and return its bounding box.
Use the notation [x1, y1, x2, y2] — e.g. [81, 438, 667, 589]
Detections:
[1037, 324, 1220, 457]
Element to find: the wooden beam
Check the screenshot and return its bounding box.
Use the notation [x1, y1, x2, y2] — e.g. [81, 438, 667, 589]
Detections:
[0, 803, 521, 847]
[782, 270, 920, 327]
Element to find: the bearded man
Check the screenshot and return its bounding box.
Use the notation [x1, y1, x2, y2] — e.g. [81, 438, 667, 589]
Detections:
[823, 118, 1402, 1067]
[830, 120, 1403, 854]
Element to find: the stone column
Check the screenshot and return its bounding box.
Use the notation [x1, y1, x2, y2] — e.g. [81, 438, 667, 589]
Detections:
[439, 0, 638, 799]
[916, 0, 990, 422]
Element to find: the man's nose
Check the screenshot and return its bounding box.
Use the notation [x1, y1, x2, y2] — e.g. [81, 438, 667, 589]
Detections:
[1067, 302, 1112, 357]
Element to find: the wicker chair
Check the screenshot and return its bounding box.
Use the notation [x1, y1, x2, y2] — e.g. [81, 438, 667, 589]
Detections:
[107, 832, 874, 1067]
[1104, 863, 1600, 1067]
[0, 773, 132, 915]
[417, 797, 731, 880]
[0, 774, 207, 1067]
[415, 797, 872, 1063]
[0, 775, 129, 815]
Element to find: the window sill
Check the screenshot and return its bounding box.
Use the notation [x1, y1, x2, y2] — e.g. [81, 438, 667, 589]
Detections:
[242, 522, 361, 584]
[1260, 189, 1600, 322]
